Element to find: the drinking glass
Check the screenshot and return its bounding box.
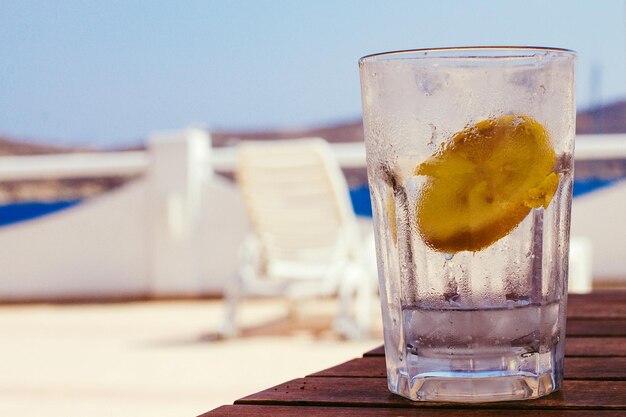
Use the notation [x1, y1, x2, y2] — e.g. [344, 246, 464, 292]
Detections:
[359, 47, 577, 402]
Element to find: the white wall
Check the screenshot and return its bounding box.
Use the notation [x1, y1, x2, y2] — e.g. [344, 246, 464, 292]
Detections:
[0, 129, 249, 301]
[0, 180, 150, 300]
[200, 175, 248, 293]
[0, 174, 248, 300]
[571, 179, 626, 282]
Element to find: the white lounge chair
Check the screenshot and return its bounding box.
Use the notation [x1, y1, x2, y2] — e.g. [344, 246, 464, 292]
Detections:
[220, 138, 375, 339]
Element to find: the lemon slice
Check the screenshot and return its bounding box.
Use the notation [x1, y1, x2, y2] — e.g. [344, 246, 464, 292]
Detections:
[415, 114, 560, 253]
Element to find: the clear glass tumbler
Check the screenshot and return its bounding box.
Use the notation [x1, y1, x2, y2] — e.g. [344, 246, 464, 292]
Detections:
[359, 47, 577, 402]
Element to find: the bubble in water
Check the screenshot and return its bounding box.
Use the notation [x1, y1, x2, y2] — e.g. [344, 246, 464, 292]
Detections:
[444, 253, 454, 261]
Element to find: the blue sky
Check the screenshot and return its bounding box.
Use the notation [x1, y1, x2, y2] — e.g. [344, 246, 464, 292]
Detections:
[1, 1, 625, 147]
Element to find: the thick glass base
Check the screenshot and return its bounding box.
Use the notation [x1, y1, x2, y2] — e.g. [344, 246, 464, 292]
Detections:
[390, 349, 561, 402]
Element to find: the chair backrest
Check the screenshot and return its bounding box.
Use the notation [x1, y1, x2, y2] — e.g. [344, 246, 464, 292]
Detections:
[236, 138, 358, 270]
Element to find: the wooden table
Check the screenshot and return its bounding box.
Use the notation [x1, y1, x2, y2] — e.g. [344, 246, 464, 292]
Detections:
[200, 291, 626, 416]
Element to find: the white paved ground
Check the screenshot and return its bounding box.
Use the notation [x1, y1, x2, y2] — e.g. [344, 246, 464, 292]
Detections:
[0, 298, 383, 417]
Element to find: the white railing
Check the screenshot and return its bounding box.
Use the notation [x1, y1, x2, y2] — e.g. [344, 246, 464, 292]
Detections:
[575, 134, 626, 160]
[1, 134, 624, 182]
[0, 142, 366, 181]
[0, 151, 149, 181]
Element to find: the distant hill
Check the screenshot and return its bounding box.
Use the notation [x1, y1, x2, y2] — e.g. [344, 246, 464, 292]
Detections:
[0, 136, 89, 156]
[210, 118, 365, 147]
[2, 99, 625, 154]
[577, 100, 626, 134]
[213, 100, 626, 146]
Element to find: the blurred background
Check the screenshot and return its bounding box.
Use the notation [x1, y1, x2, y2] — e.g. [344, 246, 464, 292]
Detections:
[1, 1, 626, 416]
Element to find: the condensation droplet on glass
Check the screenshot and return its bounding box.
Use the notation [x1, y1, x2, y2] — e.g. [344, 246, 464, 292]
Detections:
[427, 123, 437, 148]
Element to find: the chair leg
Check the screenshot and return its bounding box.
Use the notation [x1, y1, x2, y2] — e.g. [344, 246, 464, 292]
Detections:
[219, 274, 243, 337]
[286, 298, 299, 319]
[334, 266, 362, 339]
[354, 265, 374, 336]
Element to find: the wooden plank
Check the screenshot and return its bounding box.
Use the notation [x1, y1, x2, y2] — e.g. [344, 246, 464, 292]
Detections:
[309, 357, 385, 378]
[365, 338, 626, 358]
[201, 405, 626, 417]
[568, 292, 626, 302]
[310, 356, 626, 380]
[235, 378, 626, 409]
[363, 320, 626, 359]
[565, 338, 626, 356]
[362, 345, 384, 357]
[567, 319, 626, 336]
[567, 298, 626, 319]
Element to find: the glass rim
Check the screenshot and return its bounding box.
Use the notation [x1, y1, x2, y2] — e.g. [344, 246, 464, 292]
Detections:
[359, 46, 577, 63]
